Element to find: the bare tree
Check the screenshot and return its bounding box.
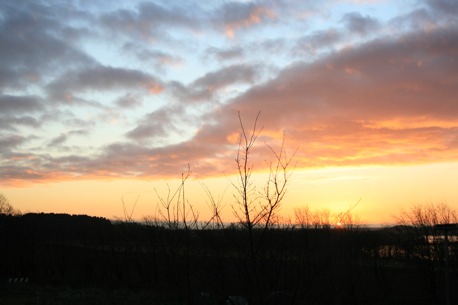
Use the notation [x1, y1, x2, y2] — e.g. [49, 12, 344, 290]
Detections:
[151, 164, 198, 229]
[335, 198, 362, 229]
[230, 111, 296, 305]
[231, 111, 295, 232]
[201, 182, 227, 230]
[146, 165, 201, 304]
[295, 199, 361, 230]
[396, 202, 458, 245]
[295, 206, 332, 229]
[0, 193, 19, 215]
[395, 202, 458, 302]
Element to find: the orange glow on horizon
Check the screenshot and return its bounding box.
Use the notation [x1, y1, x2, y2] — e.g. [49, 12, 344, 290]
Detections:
[3, 162, 458, 226]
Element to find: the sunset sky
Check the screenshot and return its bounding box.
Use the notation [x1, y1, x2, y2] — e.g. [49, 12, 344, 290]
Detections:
[1, 0, 457, 225]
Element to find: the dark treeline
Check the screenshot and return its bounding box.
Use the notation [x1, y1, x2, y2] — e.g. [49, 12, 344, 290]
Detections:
[1, 212, 457, 305]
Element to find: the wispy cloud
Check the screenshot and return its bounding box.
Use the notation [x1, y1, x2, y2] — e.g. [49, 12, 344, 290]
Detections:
[204, 46, 245, 62]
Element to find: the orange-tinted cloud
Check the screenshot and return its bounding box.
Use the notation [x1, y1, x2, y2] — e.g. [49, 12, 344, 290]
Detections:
[1, 0, 458, 187]
[219, 3, 276, 38]
[201, 26, 458, 171]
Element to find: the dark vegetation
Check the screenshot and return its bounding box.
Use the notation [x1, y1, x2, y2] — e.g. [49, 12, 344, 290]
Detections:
[0, 212, 457, 305]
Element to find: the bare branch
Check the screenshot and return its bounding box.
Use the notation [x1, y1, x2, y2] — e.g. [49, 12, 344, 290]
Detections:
[122, 194, 140, 223]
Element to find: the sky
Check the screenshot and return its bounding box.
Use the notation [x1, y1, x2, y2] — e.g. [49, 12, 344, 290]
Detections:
[1, 0, 458, 225]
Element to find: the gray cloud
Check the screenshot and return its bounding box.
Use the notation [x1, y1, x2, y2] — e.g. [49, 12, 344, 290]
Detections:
[0, 95, 44, 114]
[212, 1, 276, 37]
[100, 1, 199, 42]
[47, 129, 91, 147]
[48, 134, 67, 147]
[216, 1, 272, 25]
[204, 46, 245, 62]
[168, 64, 262, 104]
[0, 116, 41, 131]
[0, 135, 26, 151]
[68, 129, 90, 137]
[0, 1, 95, 90]
[115, 93, 144, 108]
[46, 65, 163, 102]
[341, 12, 380, 37]
[126, 116, 170, 141]
[293, 28, 342, 56]
[0, 94, 44, 131]
[192, 64, 260, 91]
[122, 43, 184, 73]
[134, 49, 183, 67]
[234, 25, 458, 122]
[126, 105, 184, 141]
[256, 38, 289, 57]
[389, 8, 433, 33]
[424, 0, 458, 16]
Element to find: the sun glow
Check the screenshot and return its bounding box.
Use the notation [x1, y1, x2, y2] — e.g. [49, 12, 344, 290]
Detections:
[4, 162, 458, 225]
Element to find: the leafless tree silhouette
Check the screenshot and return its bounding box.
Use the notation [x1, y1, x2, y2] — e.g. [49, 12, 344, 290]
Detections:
[230, 111, 296, 305]
[0, 193, 19, 215]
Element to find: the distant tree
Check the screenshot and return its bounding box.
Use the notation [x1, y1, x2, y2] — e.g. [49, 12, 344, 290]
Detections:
[294, 206, 332, 229]
[395, 202, 458, 303]
[396, 202, 457, 259]
[0, 193, 19, 215]
[397, 202, 457, 228]
[312, 208, 332, 229]
[294, 201, 361, 229]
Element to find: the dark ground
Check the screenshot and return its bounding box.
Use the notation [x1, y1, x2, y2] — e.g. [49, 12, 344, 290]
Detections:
[1, 213, 457, 305]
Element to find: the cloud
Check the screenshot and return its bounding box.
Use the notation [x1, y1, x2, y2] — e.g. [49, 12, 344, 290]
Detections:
[0, 116, 41, 131]
[215, 2, 276, 38]
[390, 8, 428, 29]
[215, 26, 458, 166]
[293, 29, 342, 56]
[126, 106, 182, 141]
[48, 134, 68, 147]
[46, 65, 164, 103]
[192, 64, 260, 92]
[388, 0, 458, 33]
[169, 64, 262, 104]
[100, 1, 199, 42]
[122, 42, 184, 71]
[0, 135, 26, 151]
[0, 94, 44, 114]
[341, 12, 380, 37]
[424, 0, 458, 16]
[0, 95, 44, 131]
[115, 93, 144, 108]
[0, 1, 94, 90]
[47, 129, 89, 147]
[1, 0, 458, 185]
[205, 46, 245, 62]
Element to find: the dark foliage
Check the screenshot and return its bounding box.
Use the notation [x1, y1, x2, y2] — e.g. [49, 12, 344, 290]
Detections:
[1, 213, 457, 305]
